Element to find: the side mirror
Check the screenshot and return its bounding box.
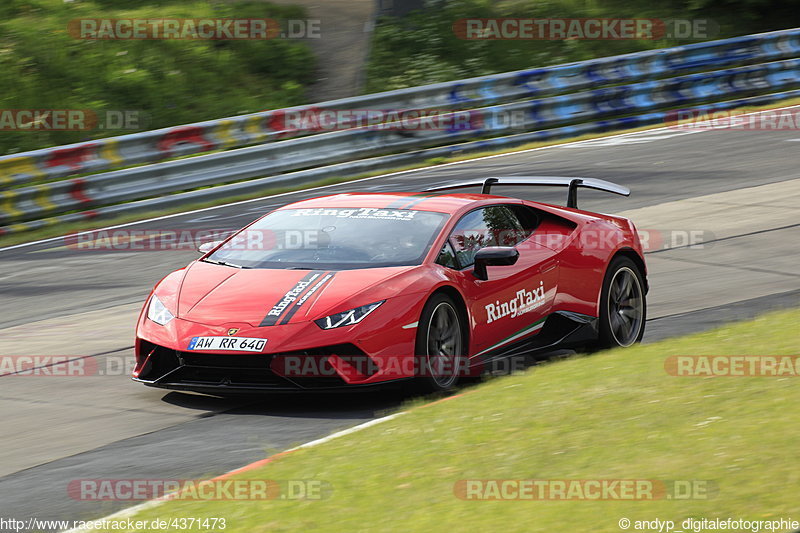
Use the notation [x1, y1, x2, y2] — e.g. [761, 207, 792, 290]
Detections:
[198, 240, 222, 254]
[473, 246, 519, 281]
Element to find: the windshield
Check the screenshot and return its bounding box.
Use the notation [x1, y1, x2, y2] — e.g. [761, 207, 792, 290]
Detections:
[206, 207, 449, 270]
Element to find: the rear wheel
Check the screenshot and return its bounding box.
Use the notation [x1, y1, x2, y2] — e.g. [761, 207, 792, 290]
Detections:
[414, 293, 466, 393]
[590, 256, 646, 350]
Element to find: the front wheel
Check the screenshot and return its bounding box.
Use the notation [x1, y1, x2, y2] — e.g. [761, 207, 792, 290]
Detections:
[414, 293, 467, 393]
[590, 256, 646, 350]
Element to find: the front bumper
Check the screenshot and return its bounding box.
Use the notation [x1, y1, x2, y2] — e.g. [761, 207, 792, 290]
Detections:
[133, 298, 422, 393]
[133, 340, 417, 392]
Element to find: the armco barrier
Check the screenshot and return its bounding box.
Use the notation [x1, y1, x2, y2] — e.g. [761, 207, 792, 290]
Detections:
[5, 88, 799, 236]
[1, 28, 798, 189]
[1, 29, 799, 235]
[2, 56, 798, 227]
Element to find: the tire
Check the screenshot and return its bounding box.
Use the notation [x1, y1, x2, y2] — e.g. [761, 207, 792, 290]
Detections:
[590, 256, 646, 350]
[414, 293, 467, 393]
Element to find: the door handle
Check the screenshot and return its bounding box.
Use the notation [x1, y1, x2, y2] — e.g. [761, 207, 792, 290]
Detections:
[538, 260, 558, 274]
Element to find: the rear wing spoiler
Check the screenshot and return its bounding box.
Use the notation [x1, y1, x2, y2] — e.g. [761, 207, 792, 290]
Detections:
[425, 176, 630, 209]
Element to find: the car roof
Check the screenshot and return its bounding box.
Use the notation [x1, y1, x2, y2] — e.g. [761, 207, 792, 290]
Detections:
[280, 192, 516, 213]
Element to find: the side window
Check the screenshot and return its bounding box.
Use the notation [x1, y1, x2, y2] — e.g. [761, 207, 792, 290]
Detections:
[436, 241, 459, 269]
[507, 205, 540, 237]
[448, 206, 527, 268]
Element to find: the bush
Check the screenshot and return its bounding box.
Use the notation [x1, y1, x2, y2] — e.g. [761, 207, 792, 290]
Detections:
[365, 0, 800, 93]
[0, 0, 316, 154]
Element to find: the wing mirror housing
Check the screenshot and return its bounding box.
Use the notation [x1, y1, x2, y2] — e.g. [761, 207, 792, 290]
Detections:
[198, 240, 223, 254]
[473, 246, 519, 281]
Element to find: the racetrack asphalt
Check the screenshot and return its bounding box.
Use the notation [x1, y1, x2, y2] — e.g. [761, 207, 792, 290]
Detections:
[0, 123, 798, 525]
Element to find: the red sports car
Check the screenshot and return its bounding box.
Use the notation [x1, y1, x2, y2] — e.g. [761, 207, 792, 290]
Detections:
[133, 177, 647, 393]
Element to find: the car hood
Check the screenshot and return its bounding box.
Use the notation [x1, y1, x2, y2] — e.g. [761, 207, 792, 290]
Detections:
[174, 261, 421, 327]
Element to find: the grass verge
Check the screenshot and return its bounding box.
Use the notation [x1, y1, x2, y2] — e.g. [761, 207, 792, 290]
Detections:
[91, 307, 800, 532]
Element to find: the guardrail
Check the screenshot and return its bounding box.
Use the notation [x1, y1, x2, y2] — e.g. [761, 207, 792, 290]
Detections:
[1, 28, 799, 235]
[2, 28, 799, 188]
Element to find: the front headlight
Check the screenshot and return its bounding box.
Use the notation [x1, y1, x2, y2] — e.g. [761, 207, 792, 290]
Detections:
[147, 294, 175, 326]
[315, 301, 384, 330]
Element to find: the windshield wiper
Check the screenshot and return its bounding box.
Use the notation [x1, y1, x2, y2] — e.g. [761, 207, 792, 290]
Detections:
[202, 259, 249, 269]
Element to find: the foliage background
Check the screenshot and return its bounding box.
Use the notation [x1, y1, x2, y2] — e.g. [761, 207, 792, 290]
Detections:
[365, 0, 800, 92]
[0, 0, 315, 154]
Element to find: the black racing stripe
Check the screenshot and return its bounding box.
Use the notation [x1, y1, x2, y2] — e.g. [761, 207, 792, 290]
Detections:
[397, 192, 458, 210]
[398, 194, 437, 209]
[385, 193, 426, 209]
[277, 271, 336, 325]
[259, 271, 323, 327]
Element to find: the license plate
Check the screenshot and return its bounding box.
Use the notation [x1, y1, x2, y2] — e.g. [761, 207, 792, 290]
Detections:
[187, 337, 267, 352]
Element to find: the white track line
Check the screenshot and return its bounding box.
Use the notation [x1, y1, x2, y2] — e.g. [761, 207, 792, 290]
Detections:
[6, 102, 798, 254]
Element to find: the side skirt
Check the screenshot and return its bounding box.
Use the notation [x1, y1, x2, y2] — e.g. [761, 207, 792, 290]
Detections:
[473, 311, 598, 365]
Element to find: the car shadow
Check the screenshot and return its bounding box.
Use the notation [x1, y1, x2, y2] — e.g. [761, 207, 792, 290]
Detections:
[159, 386, 411, 420]
[158, 348, 577, 418]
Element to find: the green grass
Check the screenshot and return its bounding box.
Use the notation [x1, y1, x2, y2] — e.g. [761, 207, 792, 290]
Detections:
[0, 0, 314, 155]
[92, 308, 800, 532]
[365, 0, 800, 93]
